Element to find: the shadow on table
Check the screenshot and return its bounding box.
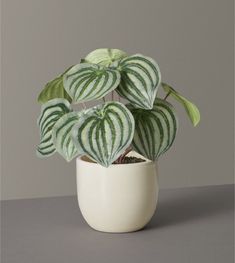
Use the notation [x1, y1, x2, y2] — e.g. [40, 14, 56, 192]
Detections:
[146, 185, 234, 230]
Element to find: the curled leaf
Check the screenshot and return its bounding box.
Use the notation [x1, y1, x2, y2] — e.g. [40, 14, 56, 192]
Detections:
[37, 99, 71, 157]
[83, 48, 128, 66]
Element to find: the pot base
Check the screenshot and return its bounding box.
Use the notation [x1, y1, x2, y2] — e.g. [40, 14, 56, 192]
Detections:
[87, 224, 146, 234]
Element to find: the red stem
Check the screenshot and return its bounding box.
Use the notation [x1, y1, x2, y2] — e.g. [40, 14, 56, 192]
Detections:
[114, 146, 132, 164]
[163, 91, 171, 101]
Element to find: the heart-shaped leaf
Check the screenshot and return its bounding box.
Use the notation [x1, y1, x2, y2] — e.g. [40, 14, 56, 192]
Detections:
[52, 111, 86, 161]
[72, 102, 135, 167]
[38, 67, 72, 104]
[127, 98, 178, 161]
[83, 48, 128, 66]
[162, 83, 200, 126]
[37, 99, 71, 157]
[63, 63, 121, 103]
[115, 54, 161, 109]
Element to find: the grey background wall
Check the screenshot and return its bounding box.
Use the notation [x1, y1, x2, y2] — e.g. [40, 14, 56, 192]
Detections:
[1, 0, 234, 200]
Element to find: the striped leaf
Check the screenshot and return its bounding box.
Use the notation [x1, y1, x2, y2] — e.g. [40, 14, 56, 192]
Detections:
[72, 102, 135, 167]
[162, 83, 200, 126]
[115, 54, 161, 109]
[38, 67, 72, 104]
[127, 98, 178, 161]
[52, 111, 87, 161]
[37, 99, 71, 157]
[84, 48, 128, 66]
[63, 63, 121, 103]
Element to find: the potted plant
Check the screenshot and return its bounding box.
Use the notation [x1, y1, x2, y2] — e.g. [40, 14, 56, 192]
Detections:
[37, 48, 200, 233]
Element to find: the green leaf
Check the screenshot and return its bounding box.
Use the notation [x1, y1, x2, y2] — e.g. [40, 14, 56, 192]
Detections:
[115, 54, 161, 109]
[83, 48, 128, 66]
[38, 67, 73, 104]
[37, 99, 71, 157]
[52, 111, 86, 162]
[127, 98, 178, 161]
[72, 102, 135, 167]
[63, 63, 121, 103]
[162, 83, 200, 127]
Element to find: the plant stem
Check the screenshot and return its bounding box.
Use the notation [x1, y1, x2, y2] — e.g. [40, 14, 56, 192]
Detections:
[117, 93, 121, 102]
[82, 102, 87, 109]
[102, 97, 106, 103]
[114, 146, 132, 164]
[120, 147, 132, 163]
[163, 91, 171, 101]
[111, 91, 114, 101]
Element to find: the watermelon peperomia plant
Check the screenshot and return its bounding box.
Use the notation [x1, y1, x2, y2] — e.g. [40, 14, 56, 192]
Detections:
[36, 48, 200, 167]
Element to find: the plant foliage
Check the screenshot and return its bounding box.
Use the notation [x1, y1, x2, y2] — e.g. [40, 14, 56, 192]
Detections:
[83, 48, 128, 66]
[36, 48, 200, 166]
[63, 63, 121, 103]
[37, 98, 71, 157]
[52, 111, 85, 161]
[72, 102, 135, 167]
[162, 83, 200, 126]
[127, 99, 178, 160]
[115, 54, 161, 109]
[38, 67, 72, 104]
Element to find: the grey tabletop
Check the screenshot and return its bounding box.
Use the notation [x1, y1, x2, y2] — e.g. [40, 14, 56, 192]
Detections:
[1, 185, 234, 263]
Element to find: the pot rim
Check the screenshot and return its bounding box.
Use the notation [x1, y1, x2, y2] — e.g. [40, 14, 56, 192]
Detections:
[76, 151, 154, 168]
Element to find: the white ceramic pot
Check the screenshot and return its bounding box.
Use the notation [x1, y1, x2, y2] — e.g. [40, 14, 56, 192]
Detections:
[76, 152, 158, 233]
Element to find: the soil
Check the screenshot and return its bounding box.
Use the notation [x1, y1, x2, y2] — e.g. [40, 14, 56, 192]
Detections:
[114, 156, 145, 164]
[81, 155, 146, 165]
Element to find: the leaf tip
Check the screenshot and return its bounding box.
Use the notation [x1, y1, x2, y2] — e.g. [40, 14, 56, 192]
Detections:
[192, 115, 200, 127]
